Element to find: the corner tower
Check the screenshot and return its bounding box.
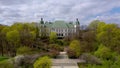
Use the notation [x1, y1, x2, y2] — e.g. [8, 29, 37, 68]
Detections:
[39, 18, 46, 38]
[75, 18, 80, 37]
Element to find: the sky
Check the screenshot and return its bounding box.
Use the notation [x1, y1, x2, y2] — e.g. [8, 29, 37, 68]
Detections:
[0, 0, 120, 25]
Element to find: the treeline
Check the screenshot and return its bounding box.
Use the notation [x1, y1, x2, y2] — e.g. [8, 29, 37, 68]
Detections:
[0, 22, 63, 58]
[0, 20, 120, 58]
[0, 23, 37, 56]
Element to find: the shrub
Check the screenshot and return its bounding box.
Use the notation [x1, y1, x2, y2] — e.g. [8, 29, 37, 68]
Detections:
[33, 56, 52, 68]
[48, 50, 59, 58]
[17, 46, 32, 55]
[56, 40, 64, 46]
[67, 48, 76, 58]
[48, 44, 62, 51]
[69, 40, 81, 57]
[80, 53, 102, 65]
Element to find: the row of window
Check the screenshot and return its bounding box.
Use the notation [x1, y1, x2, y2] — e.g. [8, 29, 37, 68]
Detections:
[52, 29, 75, 33]
[56, 33, 75, 37]
[57, 33, 64, 36]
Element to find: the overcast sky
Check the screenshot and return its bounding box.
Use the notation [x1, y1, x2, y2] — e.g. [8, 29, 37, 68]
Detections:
[0, 0, 120, 25]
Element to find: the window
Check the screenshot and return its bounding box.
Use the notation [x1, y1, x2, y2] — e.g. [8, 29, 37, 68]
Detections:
[61, 29, 63, 32]
[61, 34, 63, 36]
[65, 29, 67, 32]
[56, 29, 58, 32]
[58, 29, 60, 32]
[52, 28, 55, 31]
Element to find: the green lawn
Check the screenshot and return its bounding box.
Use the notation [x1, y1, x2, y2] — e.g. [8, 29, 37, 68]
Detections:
[0, 56, 9, 61]
[78, 63, 89, 68]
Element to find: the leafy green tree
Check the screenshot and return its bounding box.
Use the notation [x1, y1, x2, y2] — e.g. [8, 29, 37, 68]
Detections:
[69, 40, 81, 57]
[17, 23, 37, 47]
[0, 25, 6, 56]
[6, 30, 20, 45]
[6, 30, 20, 56]
[96, 22, 106, 33]
[49, 32, 57, 43]
[0, 23, 37, 56]
[88, 20, 100, 30]
[1, 27, 10, 34]
[33, 56, 52, 68]
[96, 23, 120, 53]
[0, 24, 5, 32]
[94, 44, 112, 59]
[0, 26, 10, 56]
[81, 31, 97, 52]
[30, 31, 36, 40]
[35, 26, 39, 38]
[11, 23, 23, 32]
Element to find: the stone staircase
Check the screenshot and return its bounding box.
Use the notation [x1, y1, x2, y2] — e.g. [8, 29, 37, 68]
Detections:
[52, 52, 79, 68]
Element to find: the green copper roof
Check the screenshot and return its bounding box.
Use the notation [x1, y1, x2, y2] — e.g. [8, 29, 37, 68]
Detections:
[43, 20, 74, 28]
[67, 23, 74, 28]
[52, 21, 68, 28]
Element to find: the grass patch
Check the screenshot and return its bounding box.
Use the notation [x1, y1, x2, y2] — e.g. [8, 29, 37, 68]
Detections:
[78, 63, 88, 68]
[0, 56, 9, 61]
[0, 59, 14, 68]
[78, 63, 101, 68]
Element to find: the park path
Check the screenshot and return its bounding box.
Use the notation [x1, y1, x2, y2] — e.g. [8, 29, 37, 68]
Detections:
[52, 52, 80, 68]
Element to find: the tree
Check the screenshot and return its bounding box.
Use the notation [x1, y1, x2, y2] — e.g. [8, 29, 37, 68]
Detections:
[0, 26, 11, 56]
[6, 30, 20, 45]
[94, 44, 112, 59]
[6, 30, 20, 56]
[30, 31, 36, 40]
[69, 40, 81, 57]
[88, 20, 100, 31]
[18, 23, 36, 47]
[33, 56, 52, 68]
[81, 31, 97, 52]
[0, 25, 6, 56]
[35, 26, 39, 38]
[49, 32, 57, 43]
[1, 27, 10, 34]
[11, 23, 23, 32]
[96, 23, 120, 53]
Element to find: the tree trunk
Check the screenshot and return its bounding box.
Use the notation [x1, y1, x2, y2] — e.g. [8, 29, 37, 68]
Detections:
[0, 40, 4, 56]
[1, 44, 3, 56]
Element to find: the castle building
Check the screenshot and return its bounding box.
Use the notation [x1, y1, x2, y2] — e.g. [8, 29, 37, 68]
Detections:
[38, 18, 80, 38]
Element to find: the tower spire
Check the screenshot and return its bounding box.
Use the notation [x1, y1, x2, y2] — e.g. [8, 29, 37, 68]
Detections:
[40, 18, 44, 24]
[76, 18, 80, 25]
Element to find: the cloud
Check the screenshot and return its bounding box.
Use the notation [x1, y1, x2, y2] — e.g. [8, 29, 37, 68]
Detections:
[0, 0, 31, 5]
[96, 13, 120, 24]
[0, 0, 120, 25]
